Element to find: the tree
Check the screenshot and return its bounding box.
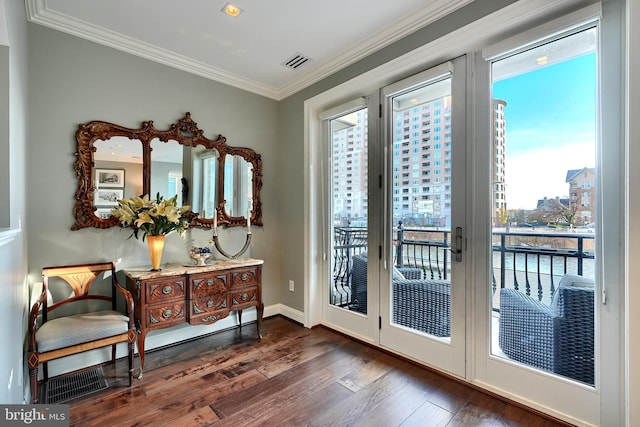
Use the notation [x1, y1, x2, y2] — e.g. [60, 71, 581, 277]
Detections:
[559, 202, 579, 226]
[508, 209, 527, 225]
[497, 207, 508, 226]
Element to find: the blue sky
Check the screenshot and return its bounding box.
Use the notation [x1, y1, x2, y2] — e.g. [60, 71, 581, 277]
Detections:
[492, 53, 596, 209]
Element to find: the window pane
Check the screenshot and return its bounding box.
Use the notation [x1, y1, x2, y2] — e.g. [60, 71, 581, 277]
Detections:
[491, 28, 597, 386]
[330, 108, 368, 312]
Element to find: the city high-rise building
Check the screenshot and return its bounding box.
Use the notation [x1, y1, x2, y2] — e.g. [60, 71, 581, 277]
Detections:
[330, 98, 507, 228]
[331, 109, 368, 226]
[391, 96, 452, 227]
[493, 99, 507, 225]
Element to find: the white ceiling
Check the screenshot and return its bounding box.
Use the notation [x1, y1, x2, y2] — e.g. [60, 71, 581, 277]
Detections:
[25, 0, 474, 100]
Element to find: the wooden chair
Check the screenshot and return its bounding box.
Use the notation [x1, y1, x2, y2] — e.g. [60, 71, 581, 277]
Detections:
[27, 262, 136, 403]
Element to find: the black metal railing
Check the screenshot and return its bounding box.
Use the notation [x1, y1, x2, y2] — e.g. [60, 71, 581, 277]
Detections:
[394, 222, 450, 280]
[330, 224, 595, 310]
[331, 227, 367, 307]
[491, 230, 595, 307]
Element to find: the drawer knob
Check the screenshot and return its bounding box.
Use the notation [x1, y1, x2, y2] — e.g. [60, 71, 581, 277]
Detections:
[241, 273, 249, 281]
[162, 309, 172, 319]
[241, 293, 248, 301]
[162, 286, 172, 295]
[207, 300, 214, 307]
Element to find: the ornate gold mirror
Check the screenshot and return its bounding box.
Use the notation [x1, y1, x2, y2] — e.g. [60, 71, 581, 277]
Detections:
[72, 113, 263, 230]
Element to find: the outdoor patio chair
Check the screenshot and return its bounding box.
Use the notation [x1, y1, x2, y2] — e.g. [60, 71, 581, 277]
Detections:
[351, 254, 451, 337]
[498, 274, 594, 385]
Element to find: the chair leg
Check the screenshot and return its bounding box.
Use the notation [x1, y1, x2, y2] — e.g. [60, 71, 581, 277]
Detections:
[29, 364, 39, 404]
[128, 340, 134, 386]
[111, 344, 117, 364]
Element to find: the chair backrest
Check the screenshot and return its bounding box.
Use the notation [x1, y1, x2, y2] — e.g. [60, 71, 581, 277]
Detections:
[550, 274, 595, 319]
[42, 262, 118, 322]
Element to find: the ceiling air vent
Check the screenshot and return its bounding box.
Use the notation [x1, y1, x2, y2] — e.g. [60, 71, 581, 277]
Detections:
[281, 52, 312, 70]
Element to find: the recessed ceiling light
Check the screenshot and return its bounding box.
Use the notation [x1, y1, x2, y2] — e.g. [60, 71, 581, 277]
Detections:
[536, 55, 548, 65]
[221, 3, 243, 17]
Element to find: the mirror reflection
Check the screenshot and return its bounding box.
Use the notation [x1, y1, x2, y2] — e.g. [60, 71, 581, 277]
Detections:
[150, 139, 185, 206]
[191, 146, 219, 218]
[93, 138, 143, 218]
[223, 154, 253, 218]
[71, 113, 263, 230]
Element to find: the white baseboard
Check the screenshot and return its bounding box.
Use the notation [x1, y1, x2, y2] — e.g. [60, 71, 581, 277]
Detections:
[263, 303, 305, 325]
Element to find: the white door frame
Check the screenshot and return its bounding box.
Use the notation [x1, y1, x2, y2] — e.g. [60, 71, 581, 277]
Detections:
[378, 57, 467, 377]
[303, 2, 624, 426]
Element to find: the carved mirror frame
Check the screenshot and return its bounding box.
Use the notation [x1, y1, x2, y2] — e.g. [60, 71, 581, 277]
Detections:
[72, 112, 263, 230]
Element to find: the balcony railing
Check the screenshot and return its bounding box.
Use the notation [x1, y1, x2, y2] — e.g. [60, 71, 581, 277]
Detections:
[331, 224, 595, 310]
[331, 226, 367, 307]
[491, 230, 594, 307]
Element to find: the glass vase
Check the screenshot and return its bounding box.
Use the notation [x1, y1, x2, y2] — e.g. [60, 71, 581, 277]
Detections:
[147, 234, 165, 271]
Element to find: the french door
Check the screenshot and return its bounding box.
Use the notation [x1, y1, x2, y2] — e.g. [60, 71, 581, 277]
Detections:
[322, 57, 467, 376]
[379, 57, 467, 375]
[322, 98, 379, 341]
[472, 9, 609, 426]
[316, 4, 621, 426]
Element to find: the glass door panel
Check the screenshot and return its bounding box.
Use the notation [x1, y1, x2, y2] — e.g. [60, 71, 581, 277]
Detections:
[329, 108, 369, 312]
[490, 28, 597, 386]
[389, 78, 453, 338]
[380, 58, 466, 376]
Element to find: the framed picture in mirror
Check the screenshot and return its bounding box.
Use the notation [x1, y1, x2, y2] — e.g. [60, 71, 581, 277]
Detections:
[95, 208, 113, 219]
[95, 168, 125, 188]
[94, 188, 124, 206]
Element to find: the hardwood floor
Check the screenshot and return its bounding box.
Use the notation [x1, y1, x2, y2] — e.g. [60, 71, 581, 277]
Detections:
[67, 316, 570, 427]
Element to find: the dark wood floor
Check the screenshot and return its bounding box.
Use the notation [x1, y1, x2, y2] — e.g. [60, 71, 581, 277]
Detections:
[66, 316, 569, 427]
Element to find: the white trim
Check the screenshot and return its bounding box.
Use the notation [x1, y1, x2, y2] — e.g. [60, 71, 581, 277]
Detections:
[25, 0, 280, 99]
[0, 0, 8, 47]
[482, 3, 601, 61]
[26, 0, 476, 100]
[277, 0, 475, 100]
[304, 1, 611, 425]
[471, 6, 618, 426]
[318, 97, 367, 121]
[381, 61, 453, 96]
[263, 303, 305, 325]
[0, 227, 20, 248]
[626, 0, 640, 423]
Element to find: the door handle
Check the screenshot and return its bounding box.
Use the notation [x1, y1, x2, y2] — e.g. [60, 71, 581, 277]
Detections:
[450, 226, 463, 262]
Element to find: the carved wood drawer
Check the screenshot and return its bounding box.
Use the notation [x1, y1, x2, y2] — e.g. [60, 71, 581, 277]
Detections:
[189, 295, 230, 325]
[124, 261, 263, 376]
[230, 287, 258, 306]
[190, 272, 229, 298]
[231, 267, 259, 288]
[144, 302, 186, 329]
[145, 277, 186, 303]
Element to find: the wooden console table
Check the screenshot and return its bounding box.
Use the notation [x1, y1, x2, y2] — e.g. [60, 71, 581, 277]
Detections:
[124, 258, 263, 378]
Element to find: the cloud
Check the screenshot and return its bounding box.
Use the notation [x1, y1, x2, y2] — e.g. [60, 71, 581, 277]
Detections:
[504, 129, 595, 209]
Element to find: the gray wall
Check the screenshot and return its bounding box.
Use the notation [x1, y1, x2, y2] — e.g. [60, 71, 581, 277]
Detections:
[25, 20, 282, 374]
[0, 0, 29, 404]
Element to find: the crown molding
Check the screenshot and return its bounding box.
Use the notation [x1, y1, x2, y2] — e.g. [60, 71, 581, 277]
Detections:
[26, 0, 475, 101]
[25, 0, 280, 99]
[276, 0, 475, 99]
